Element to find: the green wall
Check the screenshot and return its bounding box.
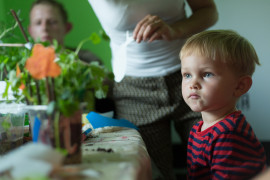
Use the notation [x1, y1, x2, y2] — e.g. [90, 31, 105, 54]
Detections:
[0, 0, 112, 70]
[0, 0, 5, 22]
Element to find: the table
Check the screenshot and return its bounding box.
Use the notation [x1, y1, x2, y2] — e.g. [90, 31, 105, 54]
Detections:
[80, 128, 152, 180]
[0, 127, 152, 180]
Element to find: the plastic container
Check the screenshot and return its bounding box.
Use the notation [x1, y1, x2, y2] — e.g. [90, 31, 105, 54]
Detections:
[26, 105, 48, 140]
[0, 103, 26, 155]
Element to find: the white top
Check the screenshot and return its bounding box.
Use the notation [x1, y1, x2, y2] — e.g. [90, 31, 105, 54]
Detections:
[88, 0, 187, 80]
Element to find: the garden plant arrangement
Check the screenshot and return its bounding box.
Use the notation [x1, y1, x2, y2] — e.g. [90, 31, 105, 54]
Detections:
[1, 41, 112, 163]
[0, 10, 113, 164]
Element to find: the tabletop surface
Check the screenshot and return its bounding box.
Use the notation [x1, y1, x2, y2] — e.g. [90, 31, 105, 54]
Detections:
[80, 128, 152, 180]
[0, 126, 152, 180]
[50, 128, 152, 180]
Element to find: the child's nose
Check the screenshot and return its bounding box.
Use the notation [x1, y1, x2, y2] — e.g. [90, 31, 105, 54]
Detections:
[189, 79, 201, 90]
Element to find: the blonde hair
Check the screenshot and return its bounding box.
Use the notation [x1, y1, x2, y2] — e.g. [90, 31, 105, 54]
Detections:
[180, 30, 260, 76]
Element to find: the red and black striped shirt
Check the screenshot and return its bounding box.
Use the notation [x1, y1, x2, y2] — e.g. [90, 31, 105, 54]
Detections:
[187, 111, 266, 180]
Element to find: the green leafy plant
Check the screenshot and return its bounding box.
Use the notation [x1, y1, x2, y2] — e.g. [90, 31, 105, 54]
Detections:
[0, 9, 114, 164]
[1, 41, 113, 117]
[0, 10, 113, 117]
[1, 115, 11, 131]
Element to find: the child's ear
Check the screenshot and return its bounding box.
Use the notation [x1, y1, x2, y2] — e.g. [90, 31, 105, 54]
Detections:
[234, 76, 252, 97]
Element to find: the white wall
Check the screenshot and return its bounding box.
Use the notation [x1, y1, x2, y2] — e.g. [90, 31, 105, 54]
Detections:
[172, 0, 270, 142]
[211, 0, 270, 141]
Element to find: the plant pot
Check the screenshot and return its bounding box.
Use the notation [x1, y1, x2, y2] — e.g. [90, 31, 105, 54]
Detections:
[26, 106, 82, 164]
[56, 110, 82, 164]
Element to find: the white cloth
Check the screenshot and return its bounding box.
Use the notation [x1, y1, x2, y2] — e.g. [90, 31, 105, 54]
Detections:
[0, 143, 63, 179]
[89, 0, 187, 79]
[113, 31, 134, 82]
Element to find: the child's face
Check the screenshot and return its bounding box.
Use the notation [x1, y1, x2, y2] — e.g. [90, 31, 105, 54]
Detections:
[181, 54, 239, 113]
[28, 4, 68, 45]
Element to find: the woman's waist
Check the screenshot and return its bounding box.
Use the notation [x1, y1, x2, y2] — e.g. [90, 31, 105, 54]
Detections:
[124, 63, 181, 77]
[110, 39, 183, 77]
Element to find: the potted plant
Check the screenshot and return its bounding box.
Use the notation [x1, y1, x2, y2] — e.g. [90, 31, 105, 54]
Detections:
[1, 41, 113, 164]
[1, 24, 113, 163]
[0, 9, 113, 163]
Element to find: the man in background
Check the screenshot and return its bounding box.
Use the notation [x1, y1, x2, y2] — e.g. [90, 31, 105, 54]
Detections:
[28, 0, 101, 64]
[28, 0, 114, 113]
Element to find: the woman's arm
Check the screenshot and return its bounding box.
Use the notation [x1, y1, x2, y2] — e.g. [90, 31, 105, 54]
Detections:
[133, 0, 218, 43]
[174, 0, 218, 38]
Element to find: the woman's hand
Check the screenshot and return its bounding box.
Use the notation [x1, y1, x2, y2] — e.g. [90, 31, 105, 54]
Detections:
[133, 14, 178, 43]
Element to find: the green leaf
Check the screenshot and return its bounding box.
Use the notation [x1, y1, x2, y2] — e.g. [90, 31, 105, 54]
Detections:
[47, 101, 56, 115]
[95, 88, 106, 99]
[90, 32, 101, 44]
[2, 33, 112, 115]
[52, 39, 58, 51]
[99, 29, 110, 41]
[2, 81, 10, 99]
[1, 115, 11, 131]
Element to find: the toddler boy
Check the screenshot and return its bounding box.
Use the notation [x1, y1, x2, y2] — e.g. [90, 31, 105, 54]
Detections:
[180, 30, 266, 179]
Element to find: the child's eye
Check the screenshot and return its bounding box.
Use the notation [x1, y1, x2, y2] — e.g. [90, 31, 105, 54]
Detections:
[183, 73, 191, 79]
[203, 72, 214, 78]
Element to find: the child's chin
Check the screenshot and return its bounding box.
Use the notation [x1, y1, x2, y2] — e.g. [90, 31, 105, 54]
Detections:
[189, 106, 202, 112]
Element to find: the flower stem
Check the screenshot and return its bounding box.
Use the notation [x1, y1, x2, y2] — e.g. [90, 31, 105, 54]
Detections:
[1, 67, 8, 80]
[26, 75, 32, 105]
[35, 80, 42, 104]
[51, 78, 56, 101]
[75, 37, 90, 55]
[46, 78, 52, 102]
[10, 9, 29, 43]
[0, 22, 18, 39]
[54, 111, 60, 149]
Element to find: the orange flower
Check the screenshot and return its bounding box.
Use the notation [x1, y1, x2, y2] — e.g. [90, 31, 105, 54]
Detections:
[16, 64, 21, 77]
[19, 84, 25, 90]
[25, 44, 61, 80]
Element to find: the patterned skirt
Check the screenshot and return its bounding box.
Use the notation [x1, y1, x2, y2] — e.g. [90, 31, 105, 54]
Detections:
[112, 70, 201, 179]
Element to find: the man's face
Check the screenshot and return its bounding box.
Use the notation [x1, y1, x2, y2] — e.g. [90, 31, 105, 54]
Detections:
[28, 4, 68, 44]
